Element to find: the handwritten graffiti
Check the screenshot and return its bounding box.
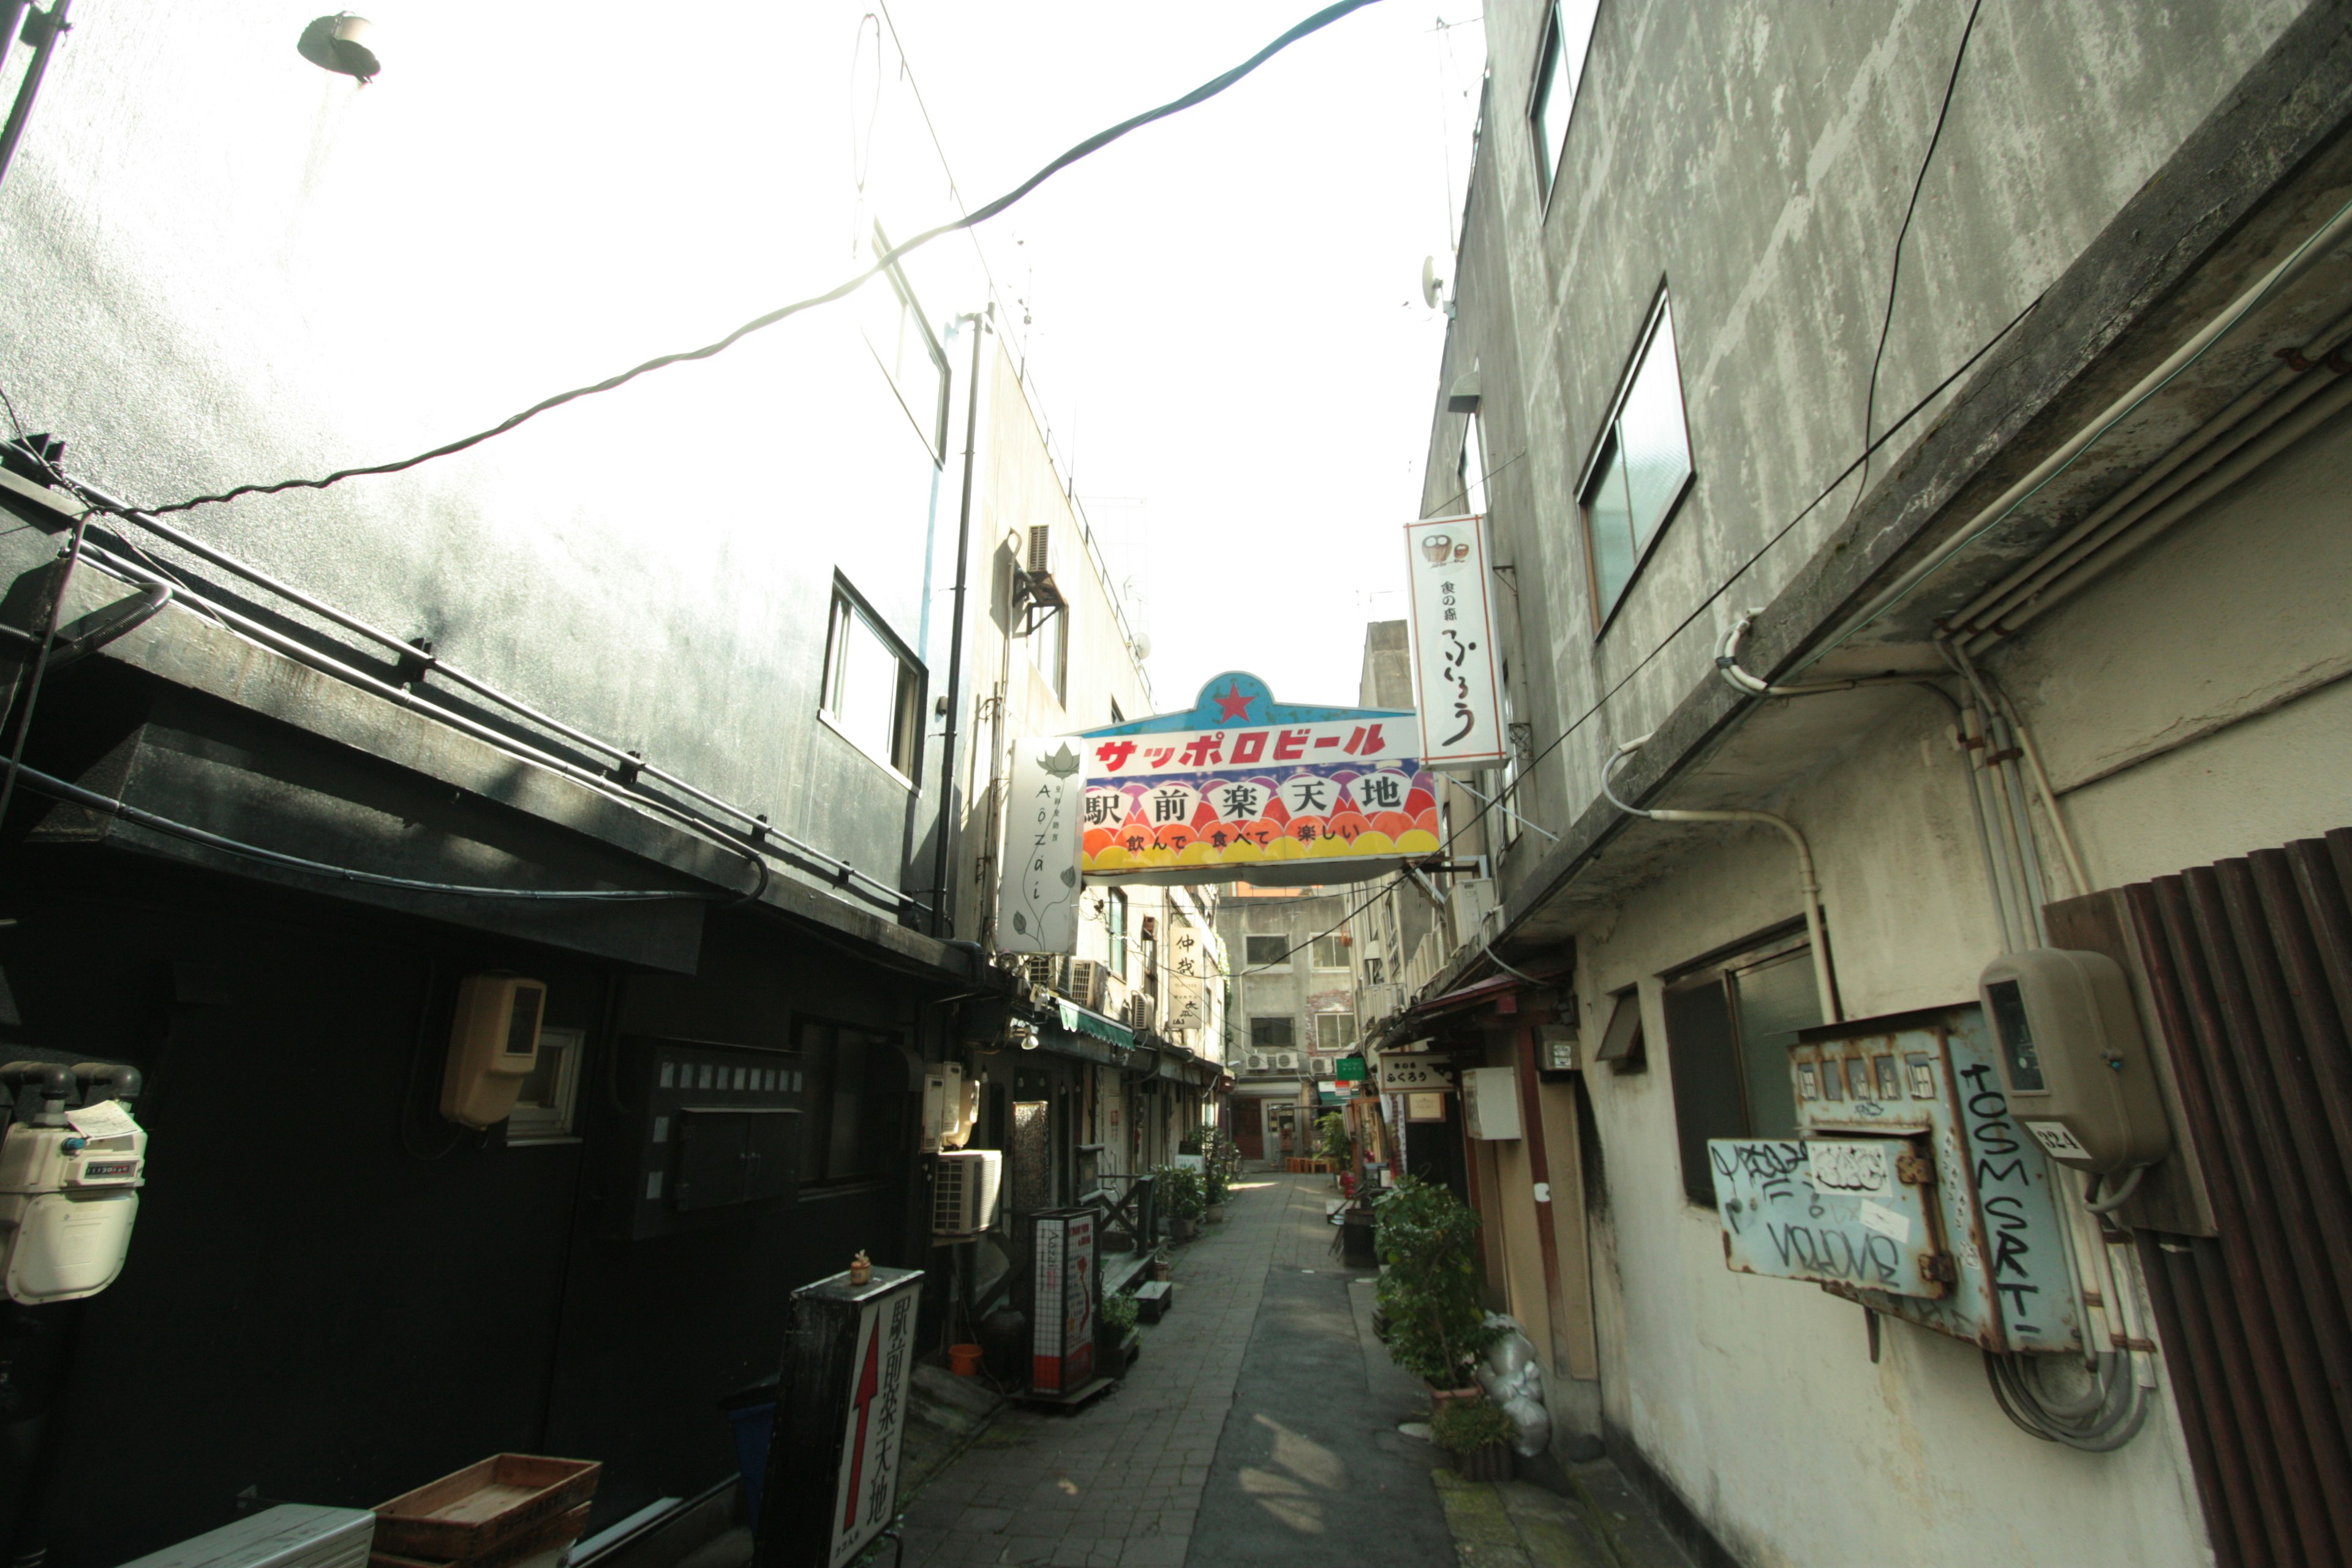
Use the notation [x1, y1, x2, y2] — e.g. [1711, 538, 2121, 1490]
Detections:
[1763, 1221, 1905, 1286]
[1959, 1063, 2040, 1330]
[1807, 1141, 1893, 1196]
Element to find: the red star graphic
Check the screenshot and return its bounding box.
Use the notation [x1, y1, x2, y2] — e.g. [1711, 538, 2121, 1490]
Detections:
[1213, 682, 1254, 722]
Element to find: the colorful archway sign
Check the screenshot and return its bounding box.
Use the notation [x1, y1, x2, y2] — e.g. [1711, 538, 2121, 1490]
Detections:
[1063, 673, 1437, 885]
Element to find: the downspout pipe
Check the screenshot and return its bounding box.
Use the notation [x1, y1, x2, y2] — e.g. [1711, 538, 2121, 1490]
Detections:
[1603, 736, 1841, 1023]
[930, 309, 988, 937]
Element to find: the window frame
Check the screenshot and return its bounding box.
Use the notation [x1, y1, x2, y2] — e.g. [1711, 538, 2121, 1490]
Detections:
[820, 576, 925, 783]
[864, 224, 952, 463]
[1314, 1012, 1358, 1053]
[1575, 285, 1695, 635]
[507, 1025, 586, 1144]
[1108, 888, 1130, 979]
[793, 1015, 909, 1190]
[1528, 0, 1600, 208]
[1662, 922, 1821, 1204]
[1243, 934, 1289, 969]
[1310, 933, 1349, 970]
[1248, 1016, 1295, 1052]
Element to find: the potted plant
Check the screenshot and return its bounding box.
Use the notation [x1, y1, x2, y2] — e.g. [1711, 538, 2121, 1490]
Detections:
[1100, 1291, 1141, 1378]
[1155, 1164, 1208, 1241]
[1202, 1129, 1234, 1220]
[1315, 1111, 1353, 1177]
[1373, 1176, 1502, 1405]
[1431, 1396, 1516, 1482]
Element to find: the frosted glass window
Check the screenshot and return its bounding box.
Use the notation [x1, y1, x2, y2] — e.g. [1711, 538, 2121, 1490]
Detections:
[823, 586, 920, 777]
[1580, 296, 1693, 626]
[1530, 0, 1601, 198]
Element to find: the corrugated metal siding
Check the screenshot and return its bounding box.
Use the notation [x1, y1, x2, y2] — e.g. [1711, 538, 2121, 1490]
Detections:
[2122, 829, 2352, 1568]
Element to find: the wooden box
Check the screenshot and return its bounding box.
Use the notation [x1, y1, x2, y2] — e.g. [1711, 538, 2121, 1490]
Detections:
[373, 1456, 599, 1562]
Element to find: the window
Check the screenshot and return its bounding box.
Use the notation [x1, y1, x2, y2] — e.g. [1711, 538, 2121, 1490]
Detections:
[1311, 934, 1348, 970]
[1109, 698, 1125, 725]
[1579, 292, 1693, 628]
[1109, 889, 1130, 979]
[1140, 914, 1159, 1000]
[1250, 1017, 1295, 1051]
[1663, 929, 1823, 1204]
[1028, 594, 1069, 705]
[822, 582, 921, 777]
[1459, 411, 1490, 518]
[1315, 1013, 1358, 1052]
[1594, 987, 1645, 1073]
[863, 226, 950, 462]
[508, 1026, 584, 1143]
[794, 1017, 908, 1186]
[1244, 935, 1289, 968]
[1488, 658, 1521, 852]
[1529, 0, 1600, 200]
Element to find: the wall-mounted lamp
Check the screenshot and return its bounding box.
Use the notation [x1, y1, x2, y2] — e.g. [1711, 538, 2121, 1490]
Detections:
[298, 13, 378, 83]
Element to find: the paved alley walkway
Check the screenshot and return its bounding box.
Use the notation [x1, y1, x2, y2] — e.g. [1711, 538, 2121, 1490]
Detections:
[894, 1173, 1457, 1568]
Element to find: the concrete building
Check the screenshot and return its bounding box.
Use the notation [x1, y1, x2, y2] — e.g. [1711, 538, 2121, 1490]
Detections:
[1216, 886, 1361, 1165]
[1368, 4, 2352, 1566]
[0, 7, 1185, 1558]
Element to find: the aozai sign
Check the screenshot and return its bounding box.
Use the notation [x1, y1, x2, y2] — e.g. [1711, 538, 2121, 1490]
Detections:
[998, 738, 1084, 953]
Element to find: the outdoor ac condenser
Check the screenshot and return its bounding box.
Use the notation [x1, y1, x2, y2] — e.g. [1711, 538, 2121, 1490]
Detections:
[933, 1149, 1003, 1240]
[119, 1506, 374, 1568]
[1065, 959, 1109, 1012]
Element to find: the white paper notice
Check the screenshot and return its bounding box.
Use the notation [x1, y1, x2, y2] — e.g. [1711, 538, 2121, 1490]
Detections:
[66, 1099, 140, 1141]
[1858, 1199, 1911, 1245]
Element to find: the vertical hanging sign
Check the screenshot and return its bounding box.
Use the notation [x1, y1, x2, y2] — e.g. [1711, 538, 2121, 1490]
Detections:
[1403, 515, 1506, 771]
[756, 1265, 925, 1568]
[998, 739, 1084, 953]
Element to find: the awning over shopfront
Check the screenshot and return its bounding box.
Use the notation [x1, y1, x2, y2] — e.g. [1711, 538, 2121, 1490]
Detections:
[1057, 999, 1135, 1049]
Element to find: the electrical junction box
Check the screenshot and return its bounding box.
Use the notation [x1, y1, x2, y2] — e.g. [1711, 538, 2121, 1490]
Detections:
[1537, 1025, 1579, 1073]
[603, 1036, 803, 1241]
[1460, 1066, 1521, 1140]
[441, 974, 547, 1129]
[118, 1505, 373, 1568]
[921, 1063, 979, 1153]
[1979, 948, 2172, 1173]
[0, 1098, 147, 1305]
[1708, 1003, 2080, 1354]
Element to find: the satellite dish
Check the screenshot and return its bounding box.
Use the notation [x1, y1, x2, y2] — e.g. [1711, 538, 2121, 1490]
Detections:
[1129, 631, 1153, 662]
[1421, 257, 1444, 311]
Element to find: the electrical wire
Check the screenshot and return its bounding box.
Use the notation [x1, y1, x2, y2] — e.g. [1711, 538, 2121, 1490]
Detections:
[0, 510, 89, 828]
[1842, 0, 1984, 531]
[6, 760, 737, 902]
[121, 0, 1385, 519]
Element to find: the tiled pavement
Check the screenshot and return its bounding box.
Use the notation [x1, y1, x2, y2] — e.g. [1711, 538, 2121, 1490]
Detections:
[894, 1174, 1371, 1568]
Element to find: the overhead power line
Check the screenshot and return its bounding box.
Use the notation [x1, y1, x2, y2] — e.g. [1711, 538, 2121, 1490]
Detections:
[129, 0, 1384, 519]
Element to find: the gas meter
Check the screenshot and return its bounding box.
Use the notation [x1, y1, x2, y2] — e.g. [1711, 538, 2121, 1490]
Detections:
[1978, 949, 2171, 1173]
[0, 1061, 147, 1305]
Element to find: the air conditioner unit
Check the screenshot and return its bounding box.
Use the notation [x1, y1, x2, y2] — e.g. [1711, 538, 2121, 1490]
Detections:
[1025, 524, 1055, 576]
[921, 1063, 979, 1153]
[1066, 959, 1110, 1012]
[1014, 954, 1063, 994]
[1126, 993, 1156, 1031]
[932, 1148, 1003, 1239]
[1018, 526, 1067, 616]
[1278, 1052, 1298, 1070]
[1450, 878, 1499, 943]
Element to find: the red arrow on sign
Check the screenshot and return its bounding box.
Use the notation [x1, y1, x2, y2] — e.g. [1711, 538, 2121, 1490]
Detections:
[842, 1321, 883, 1532]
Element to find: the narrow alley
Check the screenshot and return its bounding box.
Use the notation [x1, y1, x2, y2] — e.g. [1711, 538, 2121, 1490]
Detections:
[895, 1175, 1691, 1568]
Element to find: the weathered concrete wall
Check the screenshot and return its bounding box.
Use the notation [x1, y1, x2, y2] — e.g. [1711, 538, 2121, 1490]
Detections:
[0, 4, 994, 899]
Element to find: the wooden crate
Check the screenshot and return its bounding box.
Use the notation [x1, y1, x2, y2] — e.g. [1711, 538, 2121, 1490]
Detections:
[374, 1456, 599, 1562]
[369, 1502, 590, 1568]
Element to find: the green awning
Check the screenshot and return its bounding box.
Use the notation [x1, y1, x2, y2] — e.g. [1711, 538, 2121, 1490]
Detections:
[1055, 1000, 1135, 1049]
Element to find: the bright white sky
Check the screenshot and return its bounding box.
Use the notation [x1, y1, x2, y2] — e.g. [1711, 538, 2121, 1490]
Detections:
[879, 1, 1487, 715]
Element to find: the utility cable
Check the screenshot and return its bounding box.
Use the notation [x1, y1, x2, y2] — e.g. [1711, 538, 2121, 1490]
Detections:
[0, 510, 89, 827]
[1842, 0, 1984, 530]
[124, 0, 1384, 519]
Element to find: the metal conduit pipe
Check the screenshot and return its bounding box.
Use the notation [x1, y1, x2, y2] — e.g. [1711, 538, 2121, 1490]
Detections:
[57, 481, 916, 911]
[1715, 611, 1928, 698]
[1799, 190, 2352, 670]
[1602, 734, 1840, 1023]
[1942, 635, 2089, 899]
[63, 538, 910, 913]
[1957, 699, 2029, 952]
[1961, 370, 2352, 654]
[1948, 307, 2352, 639]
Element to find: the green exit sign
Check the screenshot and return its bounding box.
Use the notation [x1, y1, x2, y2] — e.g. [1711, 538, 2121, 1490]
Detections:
[1335, 1055, 1367, 1082]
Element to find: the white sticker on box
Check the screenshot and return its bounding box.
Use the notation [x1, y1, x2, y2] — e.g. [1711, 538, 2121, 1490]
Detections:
[65, 1099, 139, 1141]
[1805, 1140, 1893, 1199]
[1858, 1200, 1910, 1245]
[2024, 1120, 2093, 1159]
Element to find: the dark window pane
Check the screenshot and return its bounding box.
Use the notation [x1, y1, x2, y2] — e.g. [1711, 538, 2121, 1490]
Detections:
[1728, 950, 1818, 1141]
[1586, 437, 1637, 618]
[1664, 976, 1743, 1204]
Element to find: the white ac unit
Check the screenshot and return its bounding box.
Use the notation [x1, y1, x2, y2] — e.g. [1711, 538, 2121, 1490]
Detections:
[932, 1148, 1003, 1239]
[1014, 954, 1063, 994]
[921, 1063, 979, 1153]
[1278, 1052, 1298, 1070]
[1066, 959, 1110, 1012]
[1126, 992, 1156, 1031]
[1025, 524, 1055, 575]
[1450, 878, 1499, 944]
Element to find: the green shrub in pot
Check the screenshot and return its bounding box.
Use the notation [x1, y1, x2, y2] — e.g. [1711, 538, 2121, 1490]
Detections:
[1153, 1164, 1207, 1223]
[1373, 1175, 1501, 1390]
[1429, 1395, 1515, 1455]
[1101, 1290, 1140, 1340]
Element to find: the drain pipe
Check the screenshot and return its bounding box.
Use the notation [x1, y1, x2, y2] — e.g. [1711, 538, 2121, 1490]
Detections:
[1603, 735, 1840, 1023]
[929, 307, 989, 937]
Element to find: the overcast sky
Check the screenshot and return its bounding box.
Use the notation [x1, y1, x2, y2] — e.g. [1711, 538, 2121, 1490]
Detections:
[878, 1, 1487, 715]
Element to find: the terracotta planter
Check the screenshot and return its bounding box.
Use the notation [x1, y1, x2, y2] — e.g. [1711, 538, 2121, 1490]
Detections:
[1427, 1382, 1482, 1413]
[1450, 1441, 1513, 1483]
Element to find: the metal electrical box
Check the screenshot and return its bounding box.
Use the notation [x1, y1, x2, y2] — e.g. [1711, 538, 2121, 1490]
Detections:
[605, 1036, 804, 1240]
[1708, 1003, 2080, 1353]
